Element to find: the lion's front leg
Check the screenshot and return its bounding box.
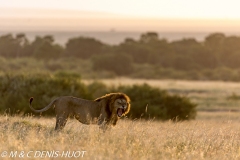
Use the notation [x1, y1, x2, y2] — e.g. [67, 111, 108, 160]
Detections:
[98, 116, 112, 132]
[99, 122, 112, 132]
[99, 118, 117, 132]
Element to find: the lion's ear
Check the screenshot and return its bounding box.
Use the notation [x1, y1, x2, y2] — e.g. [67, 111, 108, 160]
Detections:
[95, 96, 105, 102]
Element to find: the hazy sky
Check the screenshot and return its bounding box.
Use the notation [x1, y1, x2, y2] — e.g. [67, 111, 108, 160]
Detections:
[1, 0, 240, 32]
[1, 0, 240, 19]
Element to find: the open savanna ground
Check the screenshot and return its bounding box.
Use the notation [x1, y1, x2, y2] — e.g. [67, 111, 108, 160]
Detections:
[1, 114, 240, 160]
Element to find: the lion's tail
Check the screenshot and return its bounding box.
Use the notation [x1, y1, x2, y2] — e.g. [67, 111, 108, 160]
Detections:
[29, 97, 57, 113]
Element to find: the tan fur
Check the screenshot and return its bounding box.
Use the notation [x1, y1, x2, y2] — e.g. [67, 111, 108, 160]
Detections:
[29, 93, 130, 130]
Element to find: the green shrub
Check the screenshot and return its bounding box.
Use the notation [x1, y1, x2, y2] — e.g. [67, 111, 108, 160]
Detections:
[0, 74, 197, 121]
[161, 95, 197, 120]
[0, 73, 90, 115]
[87, 81, 108, 98]
[114, 84, 197, 121]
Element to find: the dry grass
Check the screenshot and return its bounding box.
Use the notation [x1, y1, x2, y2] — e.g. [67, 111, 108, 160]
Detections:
[2, 79, 240, 159]
[1, 114, 240, 160]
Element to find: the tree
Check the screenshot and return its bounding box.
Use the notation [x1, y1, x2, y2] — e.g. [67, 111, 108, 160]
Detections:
[117, 33, 172, 65]
[15, 33, 30, 57]
[30, 35, 63, 59]
[171, 38, 218, 69]
[140, 32, 159, 43]
[204, 33, 225, 50]
[65, 37, 105, 59]
[221, 36, 240, 67]
[0, 33, 31, 58]
[0, 34, 17, 57]
[204, 33, 225, 64]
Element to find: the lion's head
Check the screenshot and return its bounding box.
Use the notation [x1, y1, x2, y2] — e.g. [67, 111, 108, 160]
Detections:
[95, 93, 130, 118]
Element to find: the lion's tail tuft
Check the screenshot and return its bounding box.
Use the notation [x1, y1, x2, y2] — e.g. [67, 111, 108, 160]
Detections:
[29, 97, 34, 104]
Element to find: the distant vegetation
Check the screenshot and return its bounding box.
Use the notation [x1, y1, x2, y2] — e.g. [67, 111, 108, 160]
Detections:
[1, 32, 240, 81]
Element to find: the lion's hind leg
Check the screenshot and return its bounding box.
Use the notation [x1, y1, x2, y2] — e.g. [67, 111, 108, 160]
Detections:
[55, 114, 68, 130]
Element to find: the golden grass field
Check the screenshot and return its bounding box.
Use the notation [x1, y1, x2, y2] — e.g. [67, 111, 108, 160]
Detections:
[1, 114, 240, 160]
[2, 79, 240, 160]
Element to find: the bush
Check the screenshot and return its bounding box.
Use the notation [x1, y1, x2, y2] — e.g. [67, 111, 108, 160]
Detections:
[0, 74, 197, 121]
[87, 81, 108, 98]
[161, 95, 197, 120]
[0, 73, 90, 115]
[114, 84, 197, 121]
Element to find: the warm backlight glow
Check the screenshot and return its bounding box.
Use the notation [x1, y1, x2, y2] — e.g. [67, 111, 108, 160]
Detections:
[1, 0, 240, 31]
[1, 0, 240, 19]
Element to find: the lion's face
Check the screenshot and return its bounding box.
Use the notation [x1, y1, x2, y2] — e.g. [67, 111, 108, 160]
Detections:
[94, 92, 131, 118]
[113, 98, 130, 117]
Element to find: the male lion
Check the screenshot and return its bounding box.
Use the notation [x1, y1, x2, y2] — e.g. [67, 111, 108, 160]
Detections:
[29, 93, 130, 130]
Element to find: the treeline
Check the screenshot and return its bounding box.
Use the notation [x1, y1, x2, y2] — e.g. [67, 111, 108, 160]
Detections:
[1, 32, 240, 80]
[0, 73, 196, 121]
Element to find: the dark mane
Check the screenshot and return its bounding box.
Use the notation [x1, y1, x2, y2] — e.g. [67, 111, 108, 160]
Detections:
[94, 93, 130, 102]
